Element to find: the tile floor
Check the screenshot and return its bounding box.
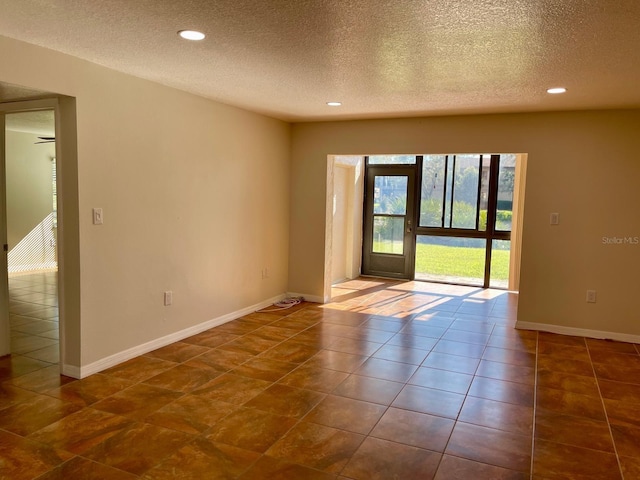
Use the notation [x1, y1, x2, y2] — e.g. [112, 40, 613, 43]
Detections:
[8, 270, 59, 363]
[1, 276, 640, 479]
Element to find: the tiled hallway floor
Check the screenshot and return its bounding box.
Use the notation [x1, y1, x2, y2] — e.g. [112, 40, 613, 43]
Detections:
[1, 277, 640, 479]
[8, 270, 59, 363]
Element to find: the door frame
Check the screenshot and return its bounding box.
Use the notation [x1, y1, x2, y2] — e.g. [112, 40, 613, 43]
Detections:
[0, 99, 63, 360]
[361, 163, 417, 280]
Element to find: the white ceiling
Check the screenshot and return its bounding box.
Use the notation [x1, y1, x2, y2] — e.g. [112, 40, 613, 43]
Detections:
[0, 0, 639, 121]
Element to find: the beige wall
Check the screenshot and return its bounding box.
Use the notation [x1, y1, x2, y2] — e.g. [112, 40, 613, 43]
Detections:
[5, 129, 55, 249]
[290, 110, 640, 339]
[1, 35, 291, 371]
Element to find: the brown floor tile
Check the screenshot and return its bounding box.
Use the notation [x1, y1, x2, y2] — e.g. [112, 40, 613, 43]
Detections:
[185, 348, 253, 372]
[145, 394, 237, 434]
[332, 374, 404, 405]
[536, 368, 600, 396]
[238, 455, 336, 480]
[586, 338, 638, 354]
[371, 343, 429, 364]
[327, 337, 383, 356]
[604, 397, 640, 428]
[142, 364, 219, 393]
[215, 318, 266, 335]
[342, 436, 441, 480]
[610, 423, 640, 458]
[192, 373, 271, 404]
[483, 346, 536, 367]
[44, 373, 135, 406]
[82, 423, 194, 475]
[247, 325, 297, 342]
[181, 330, 240, 348]
[0, 429, 73, 480]
[392, 384, 465, 419]
[459, 396, 533, 435]
[619, 455, 640, 479]
[140, 438, 260, 478]
[22, 344, 60, 363]
[0, 355, 52, 381]
[589, 350, 640, 368]
[303, 349, 368, 373]
[35, 456, 139, 480]
[441, 329, 490, 346]
[476, 359, 535, 385]
[0, 394, 81, 436]
[533, 438, 621, 479]
[0, 383, 39, 410]
[8, 279, 640, 480]
[487, 333, 537, 353]
[206, 407, 297, 453]
[446, 422, 532, 473]
[8, 364, 76, 393]
[354, 357, 418, 383]
[432, 339, 486, 359]
[538, 332, 586, 347]
[536, 355, 594, 377]
[535, 408, 614, 452]
[289, 330, 340, 349]
[244, 384, 325, 418]
[266, 421, 364, 474]
[598, 379, 640, 403]
[217, 335, 281, 356]
[371, 407, 454, 452]
[259, 340, 321, 363]
[408, 366, 473, 394]
[422, 351, 481, 375]
[146, 342, 225, 362]
[401, 323, 447, 339]
[593, 362, 640, 385]
[28, 408, 133, 454]
[92, 384, 183, 419]
[278, 365, 349, 392]
[232, 357, 299, 382]
[536, 386, 606, 421]
[387, 333, 439, 351]
[101, 356, 177, 383]
[304, 395, 387, 435]
[538, 342, 591, 362]
[435, 454, 529, 480]
[468, 376, 534, 407]
[362, 316, 406, 333]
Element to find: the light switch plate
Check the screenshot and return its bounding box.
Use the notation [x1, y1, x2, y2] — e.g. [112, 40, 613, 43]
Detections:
[93, 208, 103, 225]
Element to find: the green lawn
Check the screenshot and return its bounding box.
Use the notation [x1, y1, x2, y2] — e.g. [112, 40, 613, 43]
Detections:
[415, 244, 510, 280]
[374, 242, 510, 280]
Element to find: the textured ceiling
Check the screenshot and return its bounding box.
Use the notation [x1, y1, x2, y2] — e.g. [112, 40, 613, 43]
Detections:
[0, 0, 639, 121]
[5, 110, 55, 136]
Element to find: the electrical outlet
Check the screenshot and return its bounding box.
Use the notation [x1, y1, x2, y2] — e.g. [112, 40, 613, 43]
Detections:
[586, 290, 597, 303]
[550, 213, 559, 225]
[164, 291, 173, 306]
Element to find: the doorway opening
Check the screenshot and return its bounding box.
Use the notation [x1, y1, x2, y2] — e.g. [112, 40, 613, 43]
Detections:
[5, 110, 59, 364]
[325, 152, 527, 301]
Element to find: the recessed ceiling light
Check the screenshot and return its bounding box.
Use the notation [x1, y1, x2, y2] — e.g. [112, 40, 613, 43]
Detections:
[547, 87, 567, 94]
[327, 102, 342, 106]
[178, 30, 205, 41]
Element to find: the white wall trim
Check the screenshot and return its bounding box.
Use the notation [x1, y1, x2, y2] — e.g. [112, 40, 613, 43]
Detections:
[76, 294, 286, 379]
[516, 321, 640, 344]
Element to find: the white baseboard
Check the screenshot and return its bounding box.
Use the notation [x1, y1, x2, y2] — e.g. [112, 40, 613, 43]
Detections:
[61, 363, 81, 379]
[516, 321, 640, 344]
[77, 293, 287, 379]
[287, 292, 324, 304]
